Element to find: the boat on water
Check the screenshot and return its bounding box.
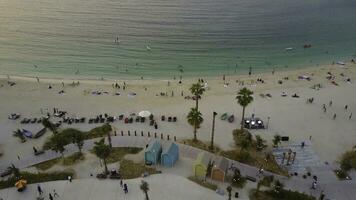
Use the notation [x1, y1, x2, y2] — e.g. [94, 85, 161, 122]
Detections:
[303, 44, 312, 48]
[146, 46, 151, 51]
[220, 113, 228, 120]
[285, 47, 294, 51]
[228, 115, 235, 123]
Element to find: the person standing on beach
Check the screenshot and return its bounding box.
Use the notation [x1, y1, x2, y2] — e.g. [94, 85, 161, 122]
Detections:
[344, 105, 348, 110]
[349, 113, 352, 120]
[333, 113, 336, 120]
[329, 100, 332, 107]
[322, 104, 326, 113]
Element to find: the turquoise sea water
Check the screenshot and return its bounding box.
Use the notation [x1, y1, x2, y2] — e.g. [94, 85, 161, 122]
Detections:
[0, 0, 356, 79]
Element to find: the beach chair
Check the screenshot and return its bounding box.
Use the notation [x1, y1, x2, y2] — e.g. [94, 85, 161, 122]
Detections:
[119, 114, 124, 120]
[140, 117, 145, 123]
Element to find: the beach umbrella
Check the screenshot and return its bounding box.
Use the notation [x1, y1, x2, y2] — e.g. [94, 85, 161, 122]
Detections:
[15, 179, 27, 191]
[138, 111, 151, 118]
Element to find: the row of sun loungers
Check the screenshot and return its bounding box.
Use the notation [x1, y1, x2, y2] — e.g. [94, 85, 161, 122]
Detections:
[20, 118, 43, 124]
[161, 116, 177, 122]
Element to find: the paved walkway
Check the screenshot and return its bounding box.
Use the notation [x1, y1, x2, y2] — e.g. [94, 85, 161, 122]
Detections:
[0, 135, 355, 200]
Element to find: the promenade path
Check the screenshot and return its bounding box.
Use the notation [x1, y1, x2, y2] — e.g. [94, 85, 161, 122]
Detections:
[1, 135, 355, 200]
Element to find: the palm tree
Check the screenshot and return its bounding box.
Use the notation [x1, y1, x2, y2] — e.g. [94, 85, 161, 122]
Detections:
[42, 118, 57, 134]
[236, 87, 254, 130]
[226, 185, 232, 200]
[189, 82, 205, 110]
[72, 131, 85, 153]
[93, 138, 111, 174]
[255, 135, 267, 151]
[187, 107, 203, 142]
[140, 180, 150, 200]
[272, 135, 281, 148]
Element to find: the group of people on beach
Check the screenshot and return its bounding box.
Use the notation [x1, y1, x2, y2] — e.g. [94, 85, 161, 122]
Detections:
[322, 101, 352, 120]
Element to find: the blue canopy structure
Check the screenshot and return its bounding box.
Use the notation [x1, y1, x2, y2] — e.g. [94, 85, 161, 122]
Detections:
[161, 143, 179, 167]
[144, 140, 162, 165]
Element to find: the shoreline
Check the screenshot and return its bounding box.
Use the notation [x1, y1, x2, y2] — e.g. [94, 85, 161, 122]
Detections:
[0, 62, 353, 84]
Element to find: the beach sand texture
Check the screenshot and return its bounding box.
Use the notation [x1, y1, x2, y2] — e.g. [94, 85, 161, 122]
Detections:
[0, 64, 355, 168]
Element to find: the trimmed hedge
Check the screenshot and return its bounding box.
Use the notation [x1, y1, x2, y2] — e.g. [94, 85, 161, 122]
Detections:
[0, 171, 74, 189]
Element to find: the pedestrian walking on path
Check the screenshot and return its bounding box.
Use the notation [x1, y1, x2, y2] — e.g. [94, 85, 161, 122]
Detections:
[120, 179, 123, 188]
[49, 193, 54, 200]
[37, 184, 43, 195]
[123, 183, 128, 194]
[53, 189, 59, 198]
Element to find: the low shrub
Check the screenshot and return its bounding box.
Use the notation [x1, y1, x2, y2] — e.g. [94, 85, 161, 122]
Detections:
[0, 171, 74, 189]
[187, 176, 218, 191]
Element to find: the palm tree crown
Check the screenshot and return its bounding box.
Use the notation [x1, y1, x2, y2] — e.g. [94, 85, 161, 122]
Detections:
[189, 82, 205, 109]
[93, 138, 111, 174]
[187, 107, 203, 141]
[236, 87, 254, 130]
[236, 87, 254, 107]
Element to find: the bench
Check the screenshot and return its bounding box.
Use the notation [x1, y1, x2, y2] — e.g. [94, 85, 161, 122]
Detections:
[246, 176, 257, 182]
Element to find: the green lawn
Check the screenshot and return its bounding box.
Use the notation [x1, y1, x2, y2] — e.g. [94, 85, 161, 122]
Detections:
[249, 189, 316, 200]
[187, 176, 218, 191]
[106, 147, 142, 164]
[0, 171, 74, 189]
[34, 152, 85, 170]
[120, 159, 158, 179]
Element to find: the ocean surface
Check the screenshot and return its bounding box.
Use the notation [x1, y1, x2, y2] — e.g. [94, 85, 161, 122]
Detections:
[1, 0, 356, 79]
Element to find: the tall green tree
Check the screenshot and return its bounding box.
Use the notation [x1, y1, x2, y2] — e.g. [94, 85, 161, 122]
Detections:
[93, 138, 111, 174]
[236, 87, 254, 130]
[50, 133, 67, 157]
[42, 118, 57, 134]
[273, 135, 281, 148]
[72, 131, 85, 153]
[187, 107, 203, 142]
[255, 135, 267, 151]
[140, 180, 150, 200]
[189, 82, 205, 110]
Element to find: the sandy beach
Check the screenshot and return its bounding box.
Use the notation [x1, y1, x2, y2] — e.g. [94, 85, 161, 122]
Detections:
[0, 63, 355, 168]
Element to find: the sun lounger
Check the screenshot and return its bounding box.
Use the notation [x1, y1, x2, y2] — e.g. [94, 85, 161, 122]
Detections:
[140, 117, 145, 123]
[246, 176, 257, 182]
[228, 115, 235, 123]
[220, 113, 228, 120]
[119, 115, 124, 120]
[173, 116, 177, 122]
[124, 118, 129, 123]
[34, 127, 47, 139]
[135, 116, 140, 122]
[168, 116, 172, 122]
[161, 115, 165, 121]
[149, 120, 154, 126]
